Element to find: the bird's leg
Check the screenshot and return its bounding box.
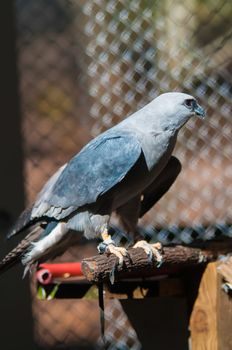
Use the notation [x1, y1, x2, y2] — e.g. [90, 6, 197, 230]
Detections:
[133, 240, 163, 266]
[97, 228, 128, 267]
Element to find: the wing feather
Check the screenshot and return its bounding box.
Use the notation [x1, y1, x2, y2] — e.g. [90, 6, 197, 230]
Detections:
[32, 131, 142, 219]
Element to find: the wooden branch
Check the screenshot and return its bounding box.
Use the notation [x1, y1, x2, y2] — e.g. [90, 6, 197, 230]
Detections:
[81, 241, 232, 283]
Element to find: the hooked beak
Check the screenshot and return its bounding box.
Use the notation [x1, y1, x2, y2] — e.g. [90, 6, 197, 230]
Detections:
[194, 102, 205, 119]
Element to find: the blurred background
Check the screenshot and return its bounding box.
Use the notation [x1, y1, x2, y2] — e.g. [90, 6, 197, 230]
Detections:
[0, 0, 231, 349]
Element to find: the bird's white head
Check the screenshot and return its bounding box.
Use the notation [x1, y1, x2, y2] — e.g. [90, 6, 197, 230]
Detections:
[149, 92, 205, 131]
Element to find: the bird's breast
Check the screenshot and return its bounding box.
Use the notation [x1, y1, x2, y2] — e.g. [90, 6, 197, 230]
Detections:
[139, 130, 177, 171]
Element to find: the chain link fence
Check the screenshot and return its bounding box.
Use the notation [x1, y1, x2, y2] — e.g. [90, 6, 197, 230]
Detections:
[15, 0, 231, 348]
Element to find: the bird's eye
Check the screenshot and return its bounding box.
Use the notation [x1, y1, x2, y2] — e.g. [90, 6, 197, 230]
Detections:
[184, 99, 194, 109]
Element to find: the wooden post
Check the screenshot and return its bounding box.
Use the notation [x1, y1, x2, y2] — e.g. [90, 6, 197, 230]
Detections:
[0, 1, 34, 349]
[217, 265, 232, 349]
[190, 263, 218, 349]
[190, 262, 232, 349]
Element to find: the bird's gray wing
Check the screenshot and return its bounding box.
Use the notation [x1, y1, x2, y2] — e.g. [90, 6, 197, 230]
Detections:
[32, 130, 142, 219]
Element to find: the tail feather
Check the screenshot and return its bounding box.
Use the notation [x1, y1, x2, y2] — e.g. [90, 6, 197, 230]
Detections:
[0, 227, 41, 274]
[7, 206, 35, 239]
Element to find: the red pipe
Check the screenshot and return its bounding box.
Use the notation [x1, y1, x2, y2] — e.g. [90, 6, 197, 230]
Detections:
[36, 262, 83, 285]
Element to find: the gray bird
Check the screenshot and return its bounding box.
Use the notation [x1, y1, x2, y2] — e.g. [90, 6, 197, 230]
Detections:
[0, 92, 205, 274]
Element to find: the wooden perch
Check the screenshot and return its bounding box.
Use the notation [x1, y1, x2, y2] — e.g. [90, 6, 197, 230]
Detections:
[81, 240, 232, 283]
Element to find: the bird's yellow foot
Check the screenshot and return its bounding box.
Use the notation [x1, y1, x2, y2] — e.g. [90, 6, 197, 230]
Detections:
[106, 244, 128, 266]
[98, 229, 128, 267]
[97, 232, 128, 284]
[133, 240, 163, 266]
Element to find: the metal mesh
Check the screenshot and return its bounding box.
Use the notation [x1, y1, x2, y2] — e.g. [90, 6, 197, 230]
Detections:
[15, 0, 231, 348]
[33, 289, 140, 350]
[76, 0, 232, 230]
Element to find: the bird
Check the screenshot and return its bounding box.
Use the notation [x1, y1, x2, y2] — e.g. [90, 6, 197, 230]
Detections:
[0, 92, 205, 275]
